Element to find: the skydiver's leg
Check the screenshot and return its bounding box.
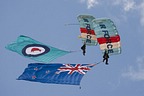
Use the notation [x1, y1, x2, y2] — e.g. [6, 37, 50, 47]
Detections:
[83, 50, 85, 55]
[81, 45, 86, 56]
[105, 58, 108, 64]
[83, 52, 85, 56]
[103, 58, 105, 62]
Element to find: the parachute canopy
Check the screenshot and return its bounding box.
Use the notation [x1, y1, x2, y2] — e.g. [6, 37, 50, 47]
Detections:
[77, 15, 97, 46]
[92, 18, 121, 55]
[5, 35, 70, 63]
[77, 14, 121, 55]
[18, 63, 96, 85]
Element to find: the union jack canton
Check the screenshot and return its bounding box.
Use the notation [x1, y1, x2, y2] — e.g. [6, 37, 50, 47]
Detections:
[56, 64, 96, 74]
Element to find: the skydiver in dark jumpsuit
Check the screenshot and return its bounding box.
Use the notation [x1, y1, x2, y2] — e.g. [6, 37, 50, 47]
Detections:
[103, 50, 109, 65]
[81, 42, 86, 56]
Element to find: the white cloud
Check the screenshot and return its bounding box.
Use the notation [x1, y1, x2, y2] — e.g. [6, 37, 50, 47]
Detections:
[122, 56, 144, 81]
[122, 1, 144, 81]
[78, 0, 144, 28]
[112, 0, 136, 12]
[79, 0, 99, 9]
[140, 2, 144, 27]
[87, 0, 99, 9]
[79, 0, 137, 11]
[123, 0, 136, 11]
[112, 0, 144, 27]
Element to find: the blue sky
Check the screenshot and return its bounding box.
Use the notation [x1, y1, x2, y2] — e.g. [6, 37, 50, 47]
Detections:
[0, 0, 144, 96]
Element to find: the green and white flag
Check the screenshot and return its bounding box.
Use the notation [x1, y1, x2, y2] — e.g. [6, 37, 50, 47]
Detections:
[5, 35, 70, 63]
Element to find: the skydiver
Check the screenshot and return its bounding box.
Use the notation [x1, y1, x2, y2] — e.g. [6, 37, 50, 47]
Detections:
[81, 42, 86, 56]
[103, 50, 109, 65]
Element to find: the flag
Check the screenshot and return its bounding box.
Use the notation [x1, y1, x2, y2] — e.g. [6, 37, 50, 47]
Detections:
[17, 63, 96, 85]
[5, 35, 70, 63]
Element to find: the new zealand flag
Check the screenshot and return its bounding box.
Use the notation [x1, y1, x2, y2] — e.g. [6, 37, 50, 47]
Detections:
[18, 63, 96, 85]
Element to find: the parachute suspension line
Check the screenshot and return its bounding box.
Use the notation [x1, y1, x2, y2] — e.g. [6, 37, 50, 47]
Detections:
[64, 23, 79, 26]
[95, 61, 103, 65]
[69, 50, 81, 53]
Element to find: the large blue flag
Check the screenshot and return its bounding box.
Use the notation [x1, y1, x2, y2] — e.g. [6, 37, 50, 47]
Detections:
[5, 35, 70, 63]
[18, 63, 96, 85]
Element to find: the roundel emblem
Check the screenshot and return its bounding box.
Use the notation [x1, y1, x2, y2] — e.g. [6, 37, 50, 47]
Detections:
[22, 44, 50, 57]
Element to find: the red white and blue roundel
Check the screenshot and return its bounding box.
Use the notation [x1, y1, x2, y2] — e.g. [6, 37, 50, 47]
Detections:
[22, 44, 50, 57]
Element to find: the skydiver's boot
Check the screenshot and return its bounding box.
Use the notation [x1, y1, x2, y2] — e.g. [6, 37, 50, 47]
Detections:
[105, 63, 108, 65]
[105, 59, 108, 65]
[83, 50, 86, 56]
[83, 52, 85, 56]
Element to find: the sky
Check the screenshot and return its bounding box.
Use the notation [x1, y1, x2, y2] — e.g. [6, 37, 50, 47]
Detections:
[0, 0, 144, 96]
